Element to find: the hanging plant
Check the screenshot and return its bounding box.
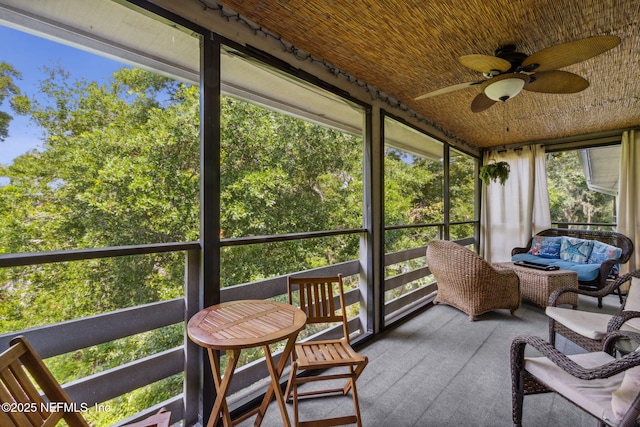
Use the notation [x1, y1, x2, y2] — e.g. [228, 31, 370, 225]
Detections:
[479, 161, 510, 185]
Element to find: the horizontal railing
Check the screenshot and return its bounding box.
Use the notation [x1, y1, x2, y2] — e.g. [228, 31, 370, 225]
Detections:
[0, 234, 372, 425]
[0, 243, 201, 426]
[382, 233, 476, 324]
[0, 242, 199, 268]
[552, 221, 617, 231]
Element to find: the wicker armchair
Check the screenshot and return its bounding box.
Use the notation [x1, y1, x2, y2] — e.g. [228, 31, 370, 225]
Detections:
[511, 331, 640, 427]
[547, 270, 640, 353]
[426, 240, 520, 321]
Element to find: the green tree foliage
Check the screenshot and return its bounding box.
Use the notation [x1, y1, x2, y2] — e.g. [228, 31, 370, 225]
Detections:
[546, 151, 615, 225]
[0, 61, 21, 141]
[219, 96, 363, 285]
[1, 67, 197, 324]
[382, 145, 477, 300]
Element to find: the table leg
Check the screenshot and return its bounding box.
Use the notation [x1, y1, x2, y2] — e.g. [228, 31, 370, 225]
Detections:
[254, 335, 298, 427]
[208, 348, 240, 427]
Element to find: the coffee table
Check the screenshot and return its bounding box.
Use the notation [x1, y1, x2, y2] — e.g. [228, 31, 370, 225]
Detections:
[494, 262, 579, 308]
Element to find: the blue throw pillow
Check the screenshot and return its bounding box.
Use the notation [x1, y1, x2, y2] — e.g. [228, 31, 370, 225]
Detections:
[560, 236, 594, 264]
[588, 241, 623, 278]
[527, 236, 561, 259]
[588, 241, 623, 264]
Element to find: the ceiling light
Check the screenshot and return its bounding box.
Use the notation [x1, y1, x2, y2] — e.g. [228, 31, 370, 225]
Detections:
[484, 74, 530, 102]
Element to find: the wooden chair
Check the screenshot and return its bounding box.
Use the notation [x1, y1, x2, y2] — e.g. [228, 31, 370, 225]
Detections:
[285, 275, 368, 427]
[547, 270, 640, 352]
[511, 331, 640, 427]
[0, 336, 170, 427]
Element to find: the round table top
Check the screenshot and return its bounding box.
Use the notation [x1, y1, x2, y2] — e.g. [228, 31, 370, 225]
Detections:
[187, 299, 307, 349]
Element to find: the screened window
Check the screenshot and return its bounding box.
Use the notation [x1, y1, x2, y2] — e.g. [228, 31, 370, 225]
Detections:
[384, 117, 443, 238]
[219, 46, 366, 287]
[546, 146, 618, 230]
[383, 116, 444, 318]
[0, 5, 200, 425]
[449, 148, 478, 239]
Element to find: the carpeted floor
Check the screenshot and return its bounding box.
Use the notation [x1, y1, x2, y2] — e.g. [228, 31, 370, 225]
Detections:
[235, 294, 621, 427]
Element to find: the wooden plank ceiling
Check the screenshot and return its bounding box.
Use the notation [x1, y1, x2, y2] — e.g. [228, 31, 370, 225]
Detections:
[212, 0, 639, 149]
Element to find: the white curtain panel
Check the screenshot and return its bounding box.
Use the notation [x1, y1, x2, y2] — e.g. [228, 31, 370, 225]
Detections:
[617, 130, 640, 273]
[481, 145, 551, 263]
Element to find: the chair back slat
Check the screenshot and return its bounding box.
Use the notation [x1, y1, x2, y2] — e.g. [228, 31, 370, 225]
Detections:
[1, 361, 49, 427]
[0, 337, 90, 427]
[1, 337, 170, 427]
[288, 274, 350, 339]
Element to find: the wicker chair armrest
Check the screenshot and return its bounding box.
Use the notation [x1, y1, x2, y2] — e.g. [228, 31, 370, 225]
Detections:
[607, 311, 640, 332]
[491, 269, 520, 293]
[599, 259, 617, 277]
[511, 246, 529, 256]
[493, 268, 518, 280]
[511, 334, 640, 381]
[548, 287, 600, 307]
[605, 270, 640, 301]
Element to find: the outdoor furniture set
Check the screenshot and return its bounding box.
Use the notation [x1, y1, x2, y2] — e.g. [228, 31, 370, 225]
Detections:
[426, 236, 640, 426]
[512, 228, 634, 307]
[187, 274, 367, 427]
[424, 229, 633, 320]
[2, 274, 366, 427]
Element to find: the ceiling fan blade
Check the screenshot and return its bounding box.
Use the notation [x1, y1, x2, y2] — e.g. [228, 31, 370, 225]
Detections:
[521, 35, 621, 72]
[524, 70, 590, 93]
[414, 81, 483, 100]
[459, 54, 511, 74]
[471, 92, 497, 113]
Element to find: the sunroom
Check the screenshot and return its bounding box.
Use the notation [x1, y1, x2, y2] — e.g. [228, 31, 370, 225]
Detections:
[0, 0, 638, 426]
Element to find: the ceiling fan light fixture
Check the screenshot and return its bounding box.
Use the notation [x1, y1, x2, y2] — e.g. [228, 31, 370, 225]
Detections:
[484, 77, 526, 102]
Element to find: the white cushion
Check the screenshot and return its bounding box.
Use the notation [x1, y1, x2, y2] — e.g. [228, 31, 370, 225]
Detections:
[526, 352, 623, 423]
[612, 365, 640, 420]
[622, 278, 640, 332]
[546, 306, 613, 340]
[625, 278, 640, 311]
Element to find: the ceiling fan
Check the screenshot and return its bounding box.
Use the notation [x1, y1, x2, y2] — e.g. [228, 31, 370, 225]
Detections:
[414, 35, 621, 113]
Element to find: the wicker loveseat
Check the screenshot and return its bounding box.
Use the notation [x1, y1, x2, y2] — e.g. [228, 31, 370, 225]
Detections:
[426, 240, 520, 321]
[512, 229, 634, 301]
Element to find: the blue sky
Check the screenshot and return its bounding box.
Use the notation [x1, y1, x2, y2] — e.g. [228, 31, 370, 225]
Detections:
[0, 25, 125, 166]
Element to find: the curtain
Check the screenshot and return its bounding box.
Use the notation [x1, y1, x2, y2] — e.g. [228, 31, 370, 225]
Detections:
[480, 144, 551, 263]
[617, 130, 640, 273]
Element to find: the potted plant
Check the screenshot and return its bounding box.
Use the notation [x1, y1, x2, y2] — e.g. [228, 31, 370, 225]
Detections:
[479, 160, 510, 185]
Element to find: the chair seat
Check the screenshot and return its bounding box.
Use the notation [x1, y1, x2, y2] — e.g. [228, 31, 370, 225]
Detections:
[121, 410, 171, 427]
[546, 272, 640, 354]
[294, 339, 366, 370]
[526, 352, 622, 423]
[546, 306, 613, 340]
[512, 332, 640, 427]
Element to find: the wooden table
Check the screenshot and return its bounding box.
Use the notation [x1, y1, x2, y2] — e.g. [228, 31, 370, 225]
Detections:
[187, 300, 307, 427]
